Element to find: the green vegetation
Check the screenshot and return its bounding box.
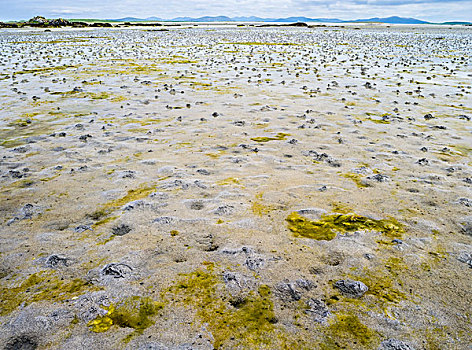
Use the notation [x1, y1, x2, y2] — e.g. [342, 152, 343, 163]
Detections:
[251, 193, 277, 216]
[88, 296, 163, 342]
[251, 132, 290, 143]
[342, 173, 369, 188]
[167, 264, 299, 349]
[0, 272, 102, 316]
[286, 212, 404, 241]
[89, 183, 156, 221]
[12, 65, 79, 75]
[321, 314, 377, 348]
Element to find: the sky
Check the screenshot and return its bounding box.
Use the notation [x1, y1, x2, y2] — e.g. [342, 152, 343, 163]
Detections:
[1, 0, 471, 22]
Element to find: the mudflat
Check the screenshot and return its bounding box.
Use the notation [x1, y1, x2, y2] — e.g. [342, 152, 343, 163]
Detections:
[0, 24, 471, 349]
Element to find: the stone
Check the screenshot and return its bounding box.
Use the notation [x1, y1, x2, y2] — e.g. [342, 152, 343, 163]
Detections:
[333, 279, 368, 297]
[305, 298, 330, 323]
[379, 339, 415, 350]
[101, 263, 133, 278]
[4, 335, 38, 350]
[45, 254, 70, 268]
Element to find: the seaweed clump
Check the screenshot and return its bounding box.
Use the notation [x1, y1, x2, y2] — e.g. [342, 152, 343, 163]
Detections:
[88, 296, 163, 342]
[286, 212, 404, 241]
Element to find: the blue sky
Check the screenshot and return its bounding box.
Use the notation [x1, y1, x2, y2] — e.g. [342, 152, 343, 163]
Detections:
[1, 0, 471, 22]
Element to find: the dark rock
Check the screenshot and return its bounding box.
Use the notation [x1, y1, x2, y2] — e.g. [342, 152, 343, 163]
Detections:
[305, 298, 330, 323]
[74, 225, 92, 233]
[333, 279, 368, 297]
[101, 263, 133, 278]
[79, 134, 92, 142]
[368, 174, 390, 182]
[4, 335, 38, 350]
[28, 16, 47, 24]
[416, 158, 429, 166]
[457, 252, 472, 268]
[458, 198, 472, 207]
[379, 339, 415, 350]
[0, 22, 20, 28]
[71, 21, 88, 27]
[287, 22, 308, 27]
[460, 220, 472, 236]
[89, 22, 113, 27]
[423, 113, 434, 120]
[275, 279, 315, 302]
[275, 281, 302, 301]
[112, 224, 131, 236]
[45, 254, 70, 268]
[190, 201, 205, 210]
[197, 234, 218, 251]
[196, 169, 210, 175]
[245, 256, 265, 271]
[213, 205, 235, 216]
[153, 216, 176, 224]
[49, 18, 71, 27]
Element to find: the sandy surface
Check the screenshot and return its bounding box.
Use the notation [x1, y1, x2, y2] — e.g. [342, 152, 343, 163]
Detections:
[0, 24, 471, 349]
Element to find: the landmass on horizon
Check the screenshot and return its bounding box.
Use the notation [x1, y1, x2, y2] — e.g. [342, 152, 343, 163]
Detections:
[1, 15, 471, 26]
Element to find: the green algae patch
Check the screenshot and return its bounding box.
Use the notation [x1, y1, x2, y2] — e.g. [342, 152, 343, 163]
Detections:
[286, 212, 337, 240]
[342, 173, 369, 188]
[0, 272, 102, 316]
[12, 65, 79, 76]
[167, 266, 296, 349]
[321, 314, 378, 348]
[89, 183, 156, 221]
[251, 132, 290, 143]
[88, 296, 163, 342]
[286, 212, 404, 241]
[251, 193, 277, 216]
[350, 257, 408, 306]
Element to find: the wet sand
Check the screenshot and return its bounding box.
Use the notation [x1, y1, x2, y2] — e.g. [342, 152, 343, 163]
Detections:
[0, 24, 471, 349]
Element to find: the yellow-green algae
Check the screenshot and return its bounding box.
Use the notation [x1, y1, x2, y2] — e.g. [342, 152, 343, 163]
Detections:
[251, 193, 277, 216]
[0, 271, 102, 316]
[321, 314, 378, 349]
[88, 296, 164, 342]
[342, 173, 370, 188]
[251, 132, 290, 143]
[167, 264, 304, 349]
[286, 212, 404, 241]
[89, 183, 157, 221]
[349, 257, 407, 305]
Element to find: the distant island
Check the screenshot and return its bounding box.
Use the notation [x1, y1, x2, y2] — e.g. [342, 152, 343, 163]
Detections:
[1, 15, 471, 28]
[113, 15, 432, 24]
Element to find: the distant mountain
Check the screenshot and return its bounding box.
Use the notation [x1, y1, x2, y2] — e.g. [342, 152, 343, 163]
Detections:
[114, 17, 144, 22]
[272, 17, 344, 23]
[349, 16, 429, 24]
[108, 15, 431, 24]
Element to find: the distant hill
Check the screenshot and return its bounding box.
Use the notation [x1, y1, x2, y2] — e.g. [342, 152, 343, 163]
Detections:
[350, 16, 429, 24]
[106, 15, 441, 24]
